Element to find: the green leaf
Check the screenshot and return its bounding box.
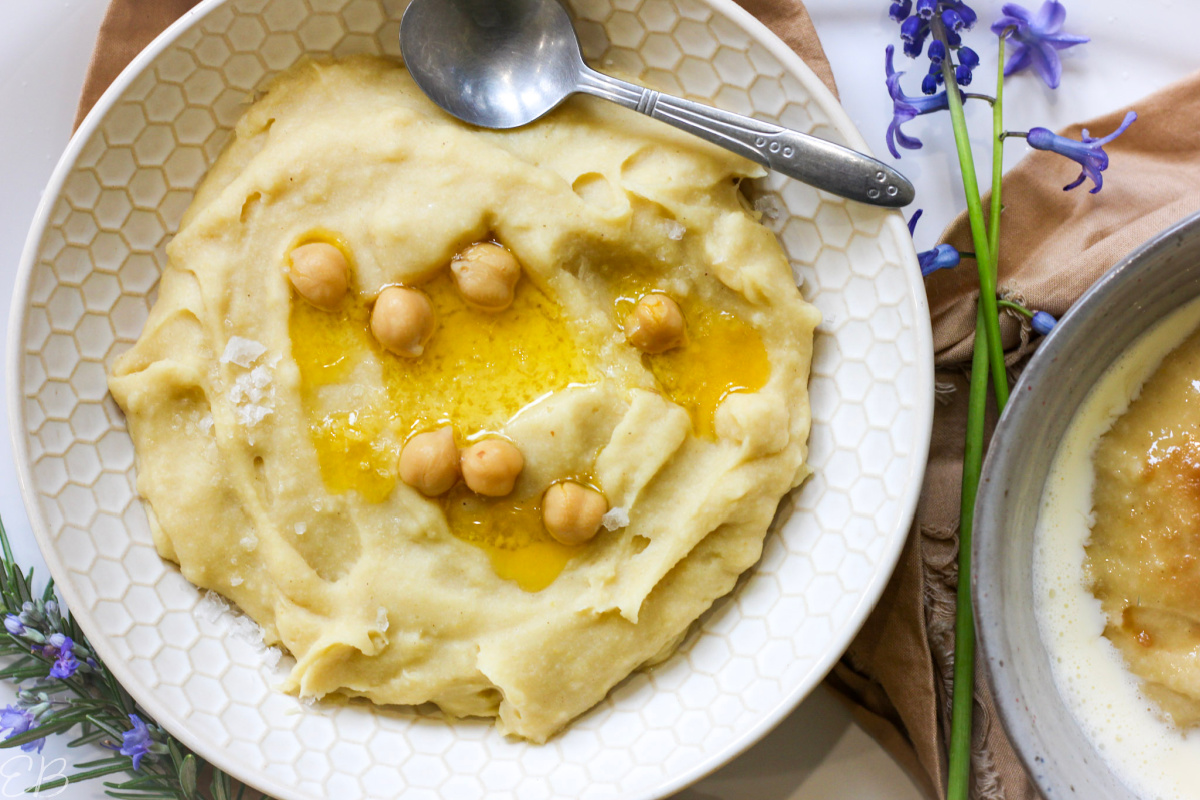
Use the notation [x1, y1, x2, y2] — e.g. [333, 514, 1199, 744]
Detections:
[72, 756, 133, 770]
[38, 761, 128, 788]
[166, 737, 184, 771]
[211, 769, 231, 800]
[178, 755, 197, 800]
[84, 713, 127, 740]
[69, 728, 115, 748]
[0, 711, 91, 747]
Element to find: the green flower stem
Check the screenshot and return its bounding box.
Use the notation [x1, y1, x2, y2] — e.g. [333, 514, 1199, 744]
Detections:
[948, 301, 990, 800]
[997, 299, 1033, 318]
[936, 25, 1010, 412]
[989, 33, 1008, 267]
[947, 32, 1013, 800]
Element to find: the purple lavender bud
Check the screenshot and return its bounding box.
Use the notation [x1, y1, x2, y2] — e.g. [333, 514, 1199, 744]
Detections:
[1032, 311, 1057, 335]
[120, 715, 153, 771]
[47, 632, 67, 650]
[4, 615, 24, 636]
[50, 648, 79, 680]
[0, 705, 44, 754]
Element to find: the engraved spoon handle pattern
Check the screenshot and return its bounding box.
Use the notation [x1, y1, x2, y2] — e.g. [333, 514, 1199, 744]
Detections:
[577, 68, 914, 208]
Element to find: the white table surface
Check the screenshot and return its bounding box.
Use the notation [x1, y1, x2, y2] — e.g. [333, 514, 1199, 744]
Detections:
[0, 0, 1193, 796]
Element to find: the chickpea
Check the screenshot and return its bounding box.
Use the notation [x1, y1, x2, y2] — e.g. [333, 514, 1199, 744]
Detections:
[542, 482, 608, 546]
[371, 286, 435, 357]
[451, 242, 522, 311]
[288, 242, 349, 310]
[625, 293, 685, 354]
[460, 439, 524, 497]
[399, 428, 460, 497]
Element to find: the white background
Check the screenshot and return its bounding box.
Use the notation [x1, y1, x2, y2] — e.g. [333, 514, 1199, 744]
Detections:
[0, 0, 1194, 797]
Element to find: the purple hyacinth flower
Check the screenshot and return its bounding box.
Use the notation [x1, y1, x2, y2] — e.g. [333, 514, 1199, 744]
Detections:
[4, 615, 24, 636]
[900, 14, 931, 58]
[992, 1, 1089, 89]
[927, 39, 947, 65]
[1026, 111, 1137, 193]
[907, 210, 961, 277]
[0, 706, 44, 754]
[919, 244, 962, 276]
[885, 46, 953, 158]
[120, 714, 153, 771]
[1032, 311, 1057, 335]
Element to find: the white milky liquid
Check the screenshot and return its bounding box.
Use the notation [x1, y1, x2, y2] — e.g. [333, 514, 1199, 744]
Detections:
[1034, 296, 1200, 800]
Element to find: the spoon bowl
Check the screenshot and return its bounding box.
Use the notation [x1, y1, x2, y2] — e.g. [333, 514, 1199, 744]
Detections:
[400, 0, 582, 129]
[400, 0, 915, 207]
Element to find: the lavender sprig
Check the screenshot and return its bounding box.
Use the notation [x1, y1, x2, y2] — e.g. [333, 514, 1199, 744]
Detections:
[0, 518, 258, 799]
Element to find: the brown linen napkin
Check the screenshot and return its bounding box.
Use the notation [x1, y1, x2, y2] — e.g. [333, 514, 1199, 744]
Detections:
[72, 0, 838, 124]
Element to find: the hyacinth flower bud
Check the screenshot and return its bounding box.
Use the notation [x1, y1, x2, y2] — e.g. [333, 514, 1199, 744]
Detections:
[890, 0, 913, 22]
[1032, 311, 1058, 336]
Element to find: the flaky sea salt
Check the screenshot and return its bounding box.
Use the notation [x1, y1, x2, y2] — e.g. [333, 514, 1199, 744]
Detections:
[222, 337, 276, 427]
[262, 647, 283, 669]
[753, 194, 780, 221]
[662, 219, 686, 241]
[294, 522, 307, 536]
[230, 575, 243, 587]
[198, 590, 230, 623]
[601, 506, 630, 531]
[240, 534, 258, 550]
[375, 607, 389, 633]
[221, 336, 267, 368]
[197, 413, 214, 434]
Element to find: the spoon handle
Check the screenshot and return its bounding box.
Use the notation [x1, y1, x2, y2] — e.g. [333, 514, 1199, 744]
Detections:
[577, 69, 913, 208]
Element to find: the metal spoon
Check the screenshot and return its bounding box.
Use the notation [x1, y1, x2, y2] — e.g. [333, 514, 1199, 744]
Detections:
[398, 0, 914, 208]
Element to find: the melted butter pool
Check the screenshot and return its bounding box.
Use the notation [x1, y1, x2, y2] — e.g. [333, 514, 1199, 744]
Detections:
[613, 275, 770, 438]
[289, 243, 771, 591]
[291, 263, 594, 590]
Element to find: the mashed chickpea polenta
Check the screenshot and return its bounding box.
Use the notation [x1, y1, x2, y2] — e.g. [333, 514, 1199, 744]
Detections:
[108, 57, 818, 742]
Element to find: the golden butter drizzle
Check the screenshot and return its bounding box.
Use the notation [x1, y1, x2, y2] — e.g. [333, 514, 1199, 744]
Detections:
[289, 243, 593, 590]
[288, 235, 772, 591]
[613, 274, 771, 438]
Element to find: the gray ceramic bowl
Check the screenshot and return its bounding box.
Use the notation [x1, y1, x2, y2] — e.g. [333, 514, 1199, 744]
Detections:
[974, 209, 1200, 799]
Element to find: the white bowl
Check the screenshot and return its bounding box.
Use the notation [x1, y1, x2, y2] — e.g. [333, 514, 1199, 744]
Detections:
[7, 1, 933, 798]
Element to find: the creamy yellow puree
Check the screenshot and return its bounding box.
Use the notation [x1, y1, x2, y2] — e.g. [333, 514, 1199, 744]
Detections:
[1089, 325, 1200, 729]
[108, 56, 818, 742]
